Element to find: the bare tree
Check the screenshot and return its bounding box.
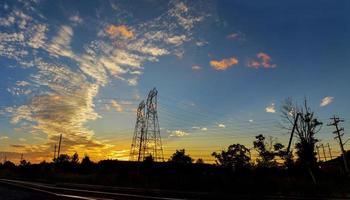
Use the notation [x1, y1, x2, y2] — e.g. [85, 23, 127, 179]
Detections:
[280, 97, 322, 169]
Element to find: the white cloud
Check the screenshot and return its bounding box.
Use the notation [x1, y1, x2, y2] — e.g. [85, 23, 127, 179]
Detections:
[201, 127, 208, 131]
[69, 14, 83, 24]
[110, 100, 123, 112]
[265, 103, 276, 113]
[249, 119, 254, 123]
[28, 24, 47, 49]
[192, 65, 201, 71]
[168, 1, 204, 31]
[47, 25, 74, 58]
[15, 81, 30, 86]
[166, 35, 187, 46]
[218, 123, 226, 128]
[0, 136, 9, 140]
[169, 130, 189, 137]
[320, 96, 334, 107]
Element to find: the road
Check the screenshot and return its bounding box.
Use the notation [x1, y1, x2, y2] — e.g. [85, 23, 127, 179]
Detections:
[0, 179, 190, 200]
[1, 179, 350, 200]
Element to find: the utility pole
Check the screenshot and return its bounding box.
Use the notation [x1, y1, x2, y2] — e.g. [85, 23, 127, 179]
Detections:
[321, 144, 327, 161]
[287, 113, 300, 155]
[326, 143, 332, 160]
[57, 134, 62, 159]
[328, 116, 349, 174]
[54, 144, 57, 160]
[316, 145, 321, 161]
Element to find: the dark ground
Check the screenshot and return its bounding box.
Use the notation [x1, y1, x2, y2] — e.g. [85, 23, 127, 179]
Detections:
[0, 184, 56, 200]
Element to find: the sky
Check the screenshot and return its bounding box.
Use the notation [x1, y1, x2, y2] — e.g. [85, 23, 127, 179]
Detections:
[0, 0, 349, 163]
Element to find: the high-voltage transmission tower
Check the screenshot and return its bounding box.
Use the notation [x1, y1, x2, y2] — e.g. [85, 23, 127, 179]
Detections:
[130, 100, 146, 161]
[130, 88, 164, 162]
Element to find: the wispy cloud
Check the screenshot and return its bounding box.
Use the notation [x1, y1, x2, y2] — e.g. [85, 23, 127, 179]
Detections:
[0, 136, 9, 140]
[0, 0, 209, 162]
[105, 25, 134, 39]
[248, 52, 276, 69]
[192, 65, 202, 71]
[169, 130, 189, 137]
[320, 96, 334, 107]
[210, 57, 238, 70]
[166, 35, 188, 46]
[265, 103, 276, 113]
[110, 100, 123, 112]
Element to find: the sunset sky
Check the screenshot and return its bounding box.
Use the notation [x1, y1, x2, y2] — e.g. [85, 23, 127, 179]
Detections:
[0, 0, 349, 163]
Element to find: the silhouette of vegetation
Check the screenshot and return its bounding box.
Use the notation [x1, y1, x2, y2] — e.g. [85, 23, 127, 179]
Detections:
[281, 98, 322, 169]
[253, 134, 286, 168]
[169, 149, 193, 164]
[195, 158, 204, 164]
[1, 149, 350, 198]
[212, 143, 251, 171]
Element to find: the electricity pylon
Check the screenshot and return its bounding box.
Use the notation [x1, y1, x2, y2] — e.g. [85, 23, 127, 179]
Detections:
[144, 88, 164, 162]
[130, 88, 164, 162]
[130, 100, 146, 161]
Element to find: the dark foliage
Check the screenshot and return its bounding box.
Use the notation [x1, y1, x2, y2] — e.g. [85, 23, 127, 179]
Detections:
[212, 143, 251, 171]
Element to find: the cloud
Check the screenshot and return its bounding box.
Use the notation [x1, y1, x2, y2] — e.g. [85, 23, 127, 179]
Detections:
[110, 100, 123, 112]
[320, 96, 334, 107]
[47, 25, 74, 58]
[210, 57, 239, 70]
[0, 136, 9, 140]
[248, 52, 276, 69]
[166, 35, 187, 46]
[10, 144, 26, 148]
[195, 40, 208, 46]
[168, 1, 203, 31]
[265, 103, 276, 113]
[249, 119, 254, 123]
[218, 123, 226, 128]
[192, 65, 202, 71]
[69, 14, 83, 24]
[226, 33, 239, 40]
[19, 138, 26, 142]
[0, 0, 209, 162]
[105, 25, 134, 39]
[169, 130, 189, 137]
[201, 127, 208, 131]
[15, 81, 30, 86]
[28, 24, 47, 49]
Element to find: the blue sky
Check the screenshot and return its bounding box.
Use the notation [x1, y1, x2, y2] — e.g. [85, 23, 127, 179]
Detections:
[0, 0, 349, 163]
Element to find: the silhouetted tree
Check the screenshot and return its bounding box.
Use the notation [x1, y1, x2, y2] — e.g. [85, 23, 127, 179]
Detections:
[71, 152, 79, 164]
[253, 134, 286, 168]
[81, 155, 92, 166]
[212, 144, 251, 171]
[169, 149, 193, 164]
[144, 155, 154, 163]
[56, 154, 70, 163]
[196, 158, 204, 164]
[280, 98, 322, 169]
[19, 159, 30, 167]
[3, 160, 16, 169]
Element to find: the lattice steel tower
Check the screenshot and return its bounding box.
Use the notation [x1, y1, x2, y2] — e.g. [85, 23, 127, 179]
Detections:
[130, 88, 164, 162]
[129, 100, 146, 161]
